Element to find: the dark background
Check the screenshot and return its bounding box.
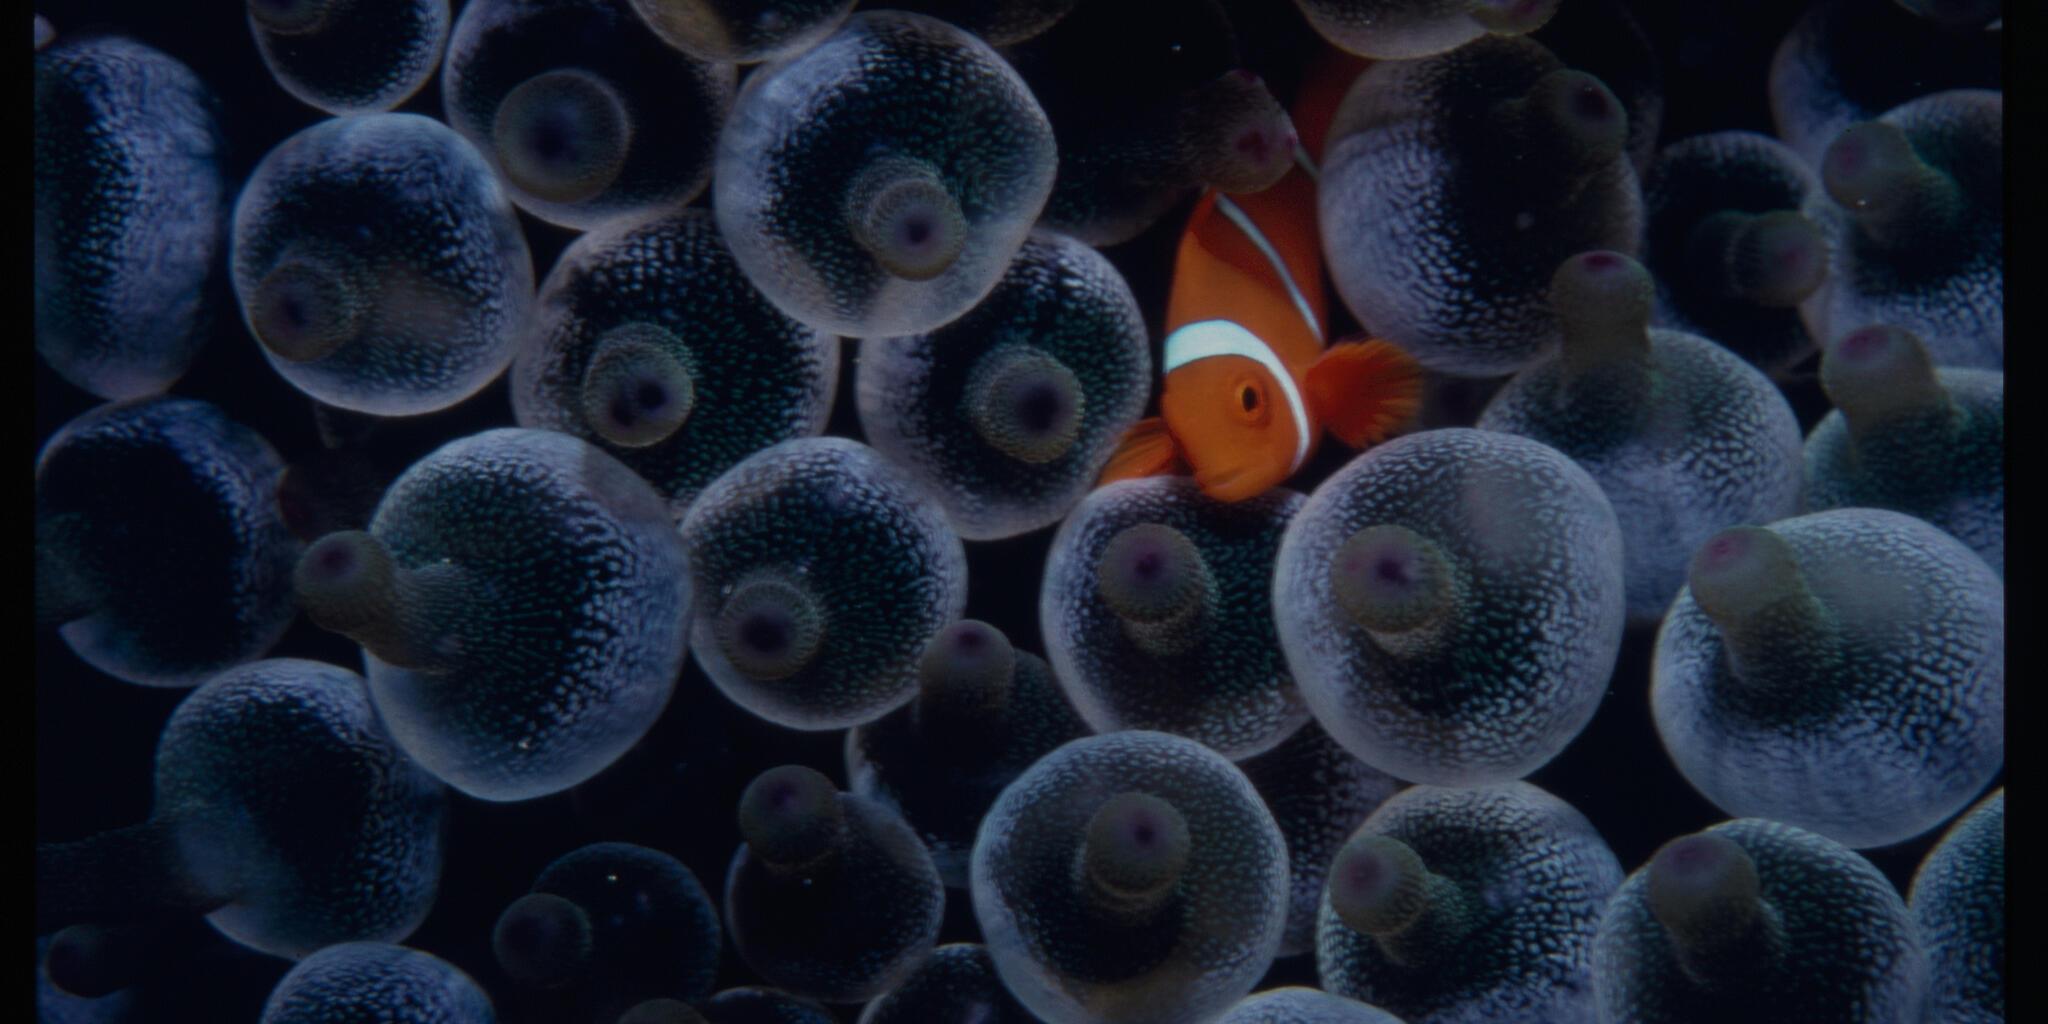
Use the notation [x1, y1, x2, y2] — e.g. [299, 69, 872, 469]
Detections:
[33, 1, 2007, 1021]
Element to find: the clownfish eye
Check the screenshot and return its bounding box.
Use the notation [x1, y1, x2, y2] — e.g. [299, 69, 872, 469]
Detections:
[1231, 377, 1269, 425]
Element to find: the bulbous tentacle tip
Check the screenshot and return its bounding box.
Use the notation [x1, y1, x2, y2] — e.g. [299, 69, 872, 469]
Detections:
[737, 764, 846, 868]
[492, 892, 594, 991]
[1821, 121, 1932, 215]
[1187, 71, 1297, 194]
[581, 323, 697, 448]
[1096, 523, 1211, 626]
[1894, 0, 2003, 31]
[618, 998, 711, 1024]
[250, 253, 368, 364]
[846, 156, 968, 282]
[964, 344, 1086, 464]
[1820, 324, 1945, 426]
[1704, 210, 1831, 309]
[1468, 0, 1562, 36]
[918, 619, 1016, 720]
[1330, 525, 1456, 635]
[1328, 834, 1429, 936]
[1646, 832, 1763, 946]
[493, 69, 634, 206]
[34, 14, 54, 49]
[1521, 69, 1628, 168]
[1687, 526, 1806, 626]
[1550, 250, 1654, 363]
[1083, 791, 1191, 901]
[713, 573, 826, 682]
[294, 530, 399, 638]
[247, 0, 335, 35]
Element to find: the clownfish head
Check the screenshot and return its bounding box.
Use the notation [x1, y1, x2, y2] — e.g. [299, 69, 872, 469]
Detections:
[1158, 319, 1312, 503]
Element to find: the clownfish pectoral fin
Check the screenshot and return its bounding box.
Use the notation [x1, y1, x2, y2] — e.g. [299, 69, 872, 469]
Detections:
[1097, 417, 1186, 486]
[1306, 338, 1425, 449]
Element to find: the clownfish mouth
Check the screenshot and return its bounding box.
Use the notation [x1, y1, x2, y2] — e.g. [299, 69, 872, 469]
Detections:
[1192, 461, 1281, 504]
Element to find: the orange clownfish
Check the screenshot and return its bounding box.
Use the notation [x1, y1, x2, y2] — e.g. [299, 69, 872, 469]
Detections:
[1100, 50, 1423, 504]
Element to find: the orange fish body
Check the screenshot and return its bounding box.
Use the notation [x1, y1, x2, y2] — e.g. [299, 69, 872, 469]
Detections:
[1101, 50, 1422, 504]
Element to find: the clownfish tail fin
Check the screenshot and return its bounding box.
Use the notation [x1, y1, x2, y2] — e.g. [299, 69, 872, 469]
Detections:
[1307, 338, 1425, 449]
[1097, 417, 1186, 487]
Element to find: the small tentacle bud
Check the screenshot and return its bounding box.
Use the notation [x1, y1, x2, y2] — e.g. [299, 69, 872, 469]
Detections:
[249, 249, 370, 364]
[493, 69, 635, 206]
[1687, 527, 1839, 691]
[1327, 833, 1473, 967]
[1184, 70, 1297, 194]
[1819, 325, 1953, 442]
[580, 323, 698, 448]
[492, 892, 594, 991]
[247, 0, 336, 36]
[1330, 525, 1457, 641]
[1550, 250, 1655, 377]
[915, 619, 1017, 735]
[737, 765, 847, 871]
[1467, 0, 1562, 36]
[845, 156, 968, 281]
[1078, 791, 1191, 923]
[1096, 523, 1215, 656]
[1685, 210, 1830, 309]
[1821, 121, 1965, 253]
[1493, 69, 1628, 183]
[712, 572, 826, 682]
[963, 344, 1086, 464]
[1645, 832, 1787, 989]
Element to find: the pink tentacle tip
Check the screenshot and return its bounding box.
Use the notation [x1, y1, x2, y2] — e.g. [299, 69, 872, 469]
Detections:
[1836, 326, 1892, 361]
[1699, 532, 1750, 571]
[1578, 251, 1624, 271]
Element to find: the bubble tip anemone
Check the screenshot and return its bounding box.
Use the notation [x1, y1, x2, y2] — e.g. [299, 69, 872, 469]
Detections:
[1327, 834, 1429, 936]
[491, 892, 594, 990]
[1685, 526, 1806, 627]
[1469, 0, 1562, 36]
[916, 619, 1017, 725]
[712, 574, 827, 682]
[1187, 72, 1297, 194]
[492, 69, 634, 207]
[963, 345, 1086, 464]
[295, 531, 400, 643]
[1511, 69, 1629, 172]
[580, 323, 697, 449]
[249, 253, 366, 365]
[846, 156, 969, 282]
[1330, 524, 1456, 636]
[246, 0, 334, 37]
[1818, 324, 1946, 431]
[738, 765, 847, 869]
[1550, 250, 1654, 370]
[1080, 791, 1191, 917]
[1687, 210, 1829, 309]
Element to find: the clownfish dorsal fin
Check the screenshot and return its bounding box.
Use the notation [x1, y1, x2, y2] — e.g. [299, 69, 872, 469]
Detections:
[1097, 417, 1186, 487]
[1306, 338, 1425, 449]
[1210, 192, 1323, 348]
